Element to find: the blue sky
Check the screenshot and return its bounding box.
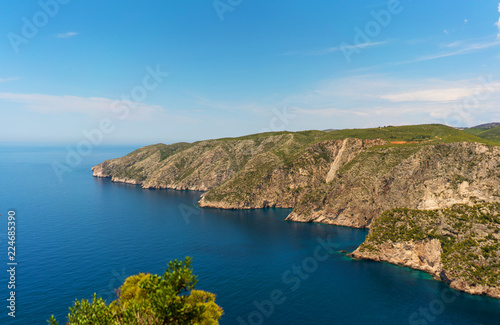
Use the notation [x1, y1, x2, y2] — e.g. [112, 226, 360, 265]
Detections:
[1, 0, 500, 144]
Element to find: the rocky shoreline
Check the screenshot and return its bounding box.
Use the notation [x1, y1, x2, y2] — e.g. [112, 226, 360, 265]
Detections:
[91, 126, 500, 299]
[350, 241, 500, 299]
[93, 140, 500, 229]
[350, 204, 500, 299]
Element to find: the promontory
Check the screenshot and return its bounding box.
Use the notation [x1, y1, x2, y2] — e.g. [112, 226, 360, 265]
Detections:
[92, 124, 500, 298]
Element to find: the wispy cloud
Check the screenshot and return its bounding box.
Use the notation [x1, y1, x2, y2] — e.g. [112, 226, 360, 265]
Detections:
[57, 32, 78, 39]
[0, 92, 163, 120]
[496, 3, 500, 39]
[439, 40, 465, 49]
[196, 74, 500, 130]
[370, 76, 500, 127]
[0, 92, 203, 143]
[282, 41, 387, 56]
[379, 78, 500, 103]
[379, 87, 478, 102]
[0, 77, 20, 83]
[193, 95, 273, 115]
[398, 37, 500, 64]
[291, 106, 367, 117]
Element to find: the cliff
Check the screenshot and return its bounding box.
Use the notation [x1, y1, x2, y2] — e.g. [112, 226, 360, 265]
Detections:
[92, 124, 500, 298]
[286, 141, 500, 227]
[198, 137, 385, 210]
[351, 203, 500, 299]
[92, 124, 500, 228]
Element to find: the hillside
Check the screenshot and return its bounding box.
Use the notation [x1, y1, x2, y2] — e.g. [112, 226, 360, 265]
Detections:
[92, 124, 500, 228]
[466, 122, 500, 130]
[463, 123, 500, 142]
[285, 141, 500, 227]
[351, 203, 500, 299]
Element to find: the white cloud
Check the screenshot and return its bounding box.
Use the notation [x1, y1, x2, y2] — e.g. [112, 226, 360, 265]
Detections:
[194, 95, 273, 115]
[276, 75, 500, 128]
[439, 40, 464, 48]
[0, 77, 20, 83]
[0, 92, 164, 121]
[57, 32, 78, 39]
[282, 41, 387, 56]
[291, 107, 367, 117]
[379, 88, 477, 102]
[379, 78, 500, 103]
[367, 76, 500, 127]
[496, 3, 500, 39]
[398, 38, 500, 64]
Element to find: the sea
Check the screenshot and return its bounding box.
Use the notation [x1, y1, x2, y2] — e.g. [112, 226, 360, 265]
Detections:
[0, 144, 499, 325]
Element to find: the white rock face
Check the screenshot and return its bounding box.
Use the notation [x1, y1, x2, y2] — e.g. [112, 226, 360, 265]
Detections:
[352, 239, 443, 275]
[288, 142, 500, 228]
[351, 203, 500, 299]
[352, 239, 500, 299]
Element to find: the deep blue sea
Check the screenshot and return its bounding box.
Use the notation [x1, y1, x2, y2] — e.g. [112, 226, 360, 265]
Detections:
[1, 144, 499, 325]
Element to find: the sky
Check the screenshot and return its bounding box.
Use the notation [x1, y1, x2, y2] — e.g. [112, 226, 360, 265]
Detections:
[1, 0, 500, 144]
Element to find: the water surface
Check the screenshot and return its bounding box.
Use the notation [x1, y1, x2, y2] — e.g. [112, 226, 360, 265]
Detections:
[0, 145, 499, 324]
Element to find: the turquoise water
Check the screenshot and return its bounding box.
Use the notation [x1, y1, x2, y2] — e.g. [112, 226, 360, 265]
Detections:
[0, 145, 499, 324]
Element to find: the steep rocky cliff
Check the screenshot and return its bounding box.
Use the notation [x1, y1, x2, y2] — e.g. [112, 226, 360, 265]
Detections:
[351, 203, 500, 299]
[286, 141, 500, 227]
[93, 124, 500, 298]
[198, 137, 385, 210]
[93, 125, 500, 228]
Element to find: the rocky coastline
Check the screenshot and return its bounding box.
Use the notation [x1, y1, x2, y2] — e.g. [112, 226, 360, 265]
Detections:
[91, 125, 500, 299]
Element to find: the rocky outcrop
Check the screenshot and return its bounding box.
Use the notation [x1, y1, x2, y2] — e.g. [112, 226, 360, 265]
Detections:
[286, 142, 500, 227]
[352, 239, 443, 276]
[92, 125, 500, 299]
[198, 137, 386, 210]
[92, 125, 500, 228]
[351, 203, 500, 299]
[92, 134, 317, 191]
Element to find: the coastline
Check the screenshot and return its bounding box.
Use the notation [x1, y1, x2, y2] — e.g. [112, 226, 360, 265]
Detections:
[92, 171, 500, 300]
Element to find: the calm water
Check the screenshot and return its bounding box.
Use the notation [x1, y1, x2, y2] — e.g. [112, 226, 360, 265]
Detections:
[0, 145, 499, 325]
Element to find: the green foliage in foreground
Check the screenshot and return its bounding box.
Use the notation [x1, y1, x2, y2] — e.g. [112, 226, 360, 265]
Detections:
[48, 257, 223, 325]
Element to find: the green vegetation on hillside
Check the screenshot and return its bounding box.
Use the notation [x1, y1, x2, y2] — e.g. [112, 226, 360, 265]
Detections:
[95, 124, 497, 185]
[464, 125, 500, 143]
[338, 145, 422, 176]
[48, 258, 223, 325]
[200, 126, 479, 175]
[359, 203, 500, 288]
[136, 124, 495, 173]
[93, 124, 500, 228]
[223, 124, 493, 146]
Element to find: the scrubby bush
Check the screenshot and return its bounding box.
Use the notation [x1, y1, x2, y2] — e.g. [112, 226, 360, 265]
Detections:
[48, 257, 223, 325]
